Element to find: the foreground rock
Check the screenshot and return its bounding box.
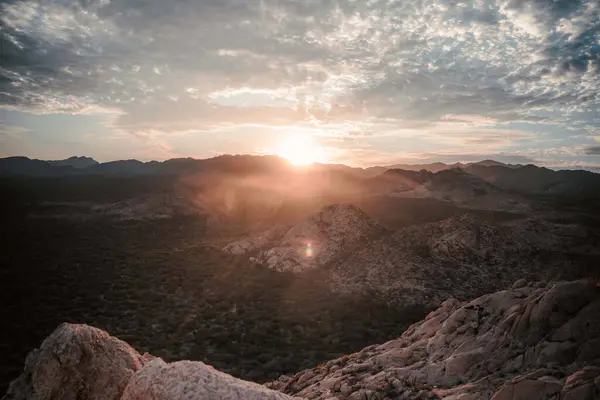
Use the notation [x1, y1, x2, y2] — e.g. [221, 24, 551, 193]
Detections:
[2, 323, 145, 400]
[121, 359, 293, 400]
[223, 204, 386, 272]
[267, 280, 600, 400]
[4, 281, 599, 400]
[3, 324, 295, 400]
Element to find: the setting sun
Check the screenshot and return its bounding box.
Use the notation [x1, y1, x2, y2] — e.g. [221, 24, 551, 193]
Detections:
[273, 134, 328, 166]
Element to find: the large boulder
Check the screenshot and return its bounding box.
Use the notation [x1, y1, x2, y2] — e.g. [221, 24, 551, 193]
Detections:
[121, 359, 295, 400]
[2, 323, 145, 400]
[3, 325, 296, 400]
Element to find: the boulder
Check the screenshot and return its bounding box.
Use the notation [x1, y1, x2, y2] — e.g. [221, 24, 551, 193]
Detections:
[121, 359, 295, 400]
[2, 323, 144, 400]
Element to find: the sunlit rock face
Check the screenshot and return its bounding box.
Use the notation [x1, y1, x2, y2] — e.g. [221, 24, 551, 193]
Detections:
[223, 204, 386, 272]
[268, 280, 600, 400]
[2, 323, 146, 400]
[3, 324, 295, 400]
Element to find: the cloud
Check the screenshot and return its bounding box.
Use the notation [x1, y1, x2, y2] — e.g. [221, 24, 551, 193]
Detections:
[0, 0, 599, 161]
[584, 146, 600, 155]
[0, 123, 29, 139]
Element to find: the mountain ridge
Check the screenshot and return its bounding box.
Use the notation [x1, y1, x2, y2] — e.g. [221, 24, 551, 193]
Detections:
[0, 155, 596, 176]
[3, 155, 600, 200]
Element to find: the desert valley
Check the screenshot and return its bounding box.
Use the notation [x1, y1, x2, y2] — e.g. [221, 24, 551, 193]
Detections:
[1, 155, 599, 399]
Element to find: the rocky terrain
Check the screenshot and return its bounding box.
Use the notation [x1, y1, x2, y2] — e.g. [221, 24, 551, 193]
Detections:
[268, 279, 600, 400]
[389, 169, 529, 212]
[2, 323, 294, 400]
[328, 213, 598, 306]
[2, 159, 599, 398]
[224, 204, 599, 306]
[223, 204, 386, 272]
[4, 280, 600, 400]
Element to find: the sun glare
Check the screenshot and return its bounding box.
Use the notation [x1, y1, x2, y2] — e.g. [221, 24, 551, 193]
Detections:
[274, 134, 328, 166]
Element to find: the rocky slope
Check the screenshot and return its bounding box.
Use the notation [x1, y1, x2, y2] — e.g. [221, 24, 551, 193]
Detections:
[4, 280, 599, 400]
[224, 204, 597, 306]
[268, 280, 600, 400]
[223, 204, 386, 272]
[391, 168, 529, 212]
[329, 214, 595, 306]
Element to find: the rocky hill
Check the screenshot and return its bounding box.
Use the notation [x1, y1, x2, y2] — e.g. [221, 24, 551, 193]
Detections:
[329, 214, 596, 306]
[4, 280, 599, 400]
[223, 204, 598, 306]
[223, 204, 386, 272]
[46, 156, 99, 169]
[268, 279, 600, 400]
[464, 164, 600, 198]
[391, 168, 529, 212]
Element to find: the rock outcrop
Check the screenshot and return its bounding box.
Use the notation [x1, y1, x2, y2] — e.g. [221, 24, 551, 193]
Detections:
[223, 204, 386, 272]
[121, 359, 294, 400]
[3, 324, 295, 400]
[328, 214, 593, 306]
[2, 323, 145, 400]
[267, 280, 600, 400]
[4, 281, 599, 400]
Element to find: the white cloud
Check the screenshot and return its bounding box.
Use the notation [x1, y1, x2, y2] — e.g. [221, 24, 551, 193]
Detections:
[0, 0, 598, 164]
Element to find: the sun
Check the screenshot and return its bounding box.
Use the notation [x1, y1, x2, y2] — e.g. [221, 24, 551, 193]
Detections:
[274, 134, 328, 166]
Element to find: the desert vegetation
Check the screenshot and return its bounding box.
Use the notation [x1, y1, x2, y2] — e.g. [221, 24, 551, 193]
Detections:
[0, 205, 427, 392]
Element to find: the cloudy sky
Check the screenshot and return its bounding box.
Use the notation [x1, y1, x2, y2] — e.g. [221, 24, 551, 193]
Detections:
[1, 0, 600, 168]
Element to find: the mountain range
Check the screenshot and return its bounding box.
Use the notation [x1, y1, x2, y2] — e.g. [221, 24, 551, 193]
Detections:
[2, 156, 600, 201]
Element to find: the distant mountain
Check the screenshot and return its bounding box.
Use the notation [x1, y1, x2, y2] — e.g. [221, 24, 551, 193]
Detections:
[369, 167, 528, 212]
[386, 161, 459, 173]
[46, 156, 99, 169]
[474, 159, 522, 168]
[385, 160, 522, 172]
[366, 168, 433, 194]
[2, 155, 599, 200]
[465, 164, 600, 198]
[0, 156, 76, 176]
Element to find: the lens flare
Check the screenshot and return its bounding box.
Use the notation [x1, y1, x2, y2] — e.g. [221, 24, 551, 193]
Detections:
[305, 242, 313, 257]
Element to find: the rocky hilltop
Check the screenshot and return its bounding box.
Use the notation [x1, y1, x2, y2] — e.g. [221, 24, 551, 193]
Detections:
[390, 168, 529, 212]
[223, 204, 386, 272]
[223, 204, 597, 306]
[267, 279, 600, 400]
[329, 214, 595, 306]
[4, 280, 599, 400]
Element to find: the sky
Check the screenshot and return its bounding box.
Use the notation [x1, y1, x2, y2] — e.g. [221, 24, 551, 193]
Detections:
[1, 0, 600, 168]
